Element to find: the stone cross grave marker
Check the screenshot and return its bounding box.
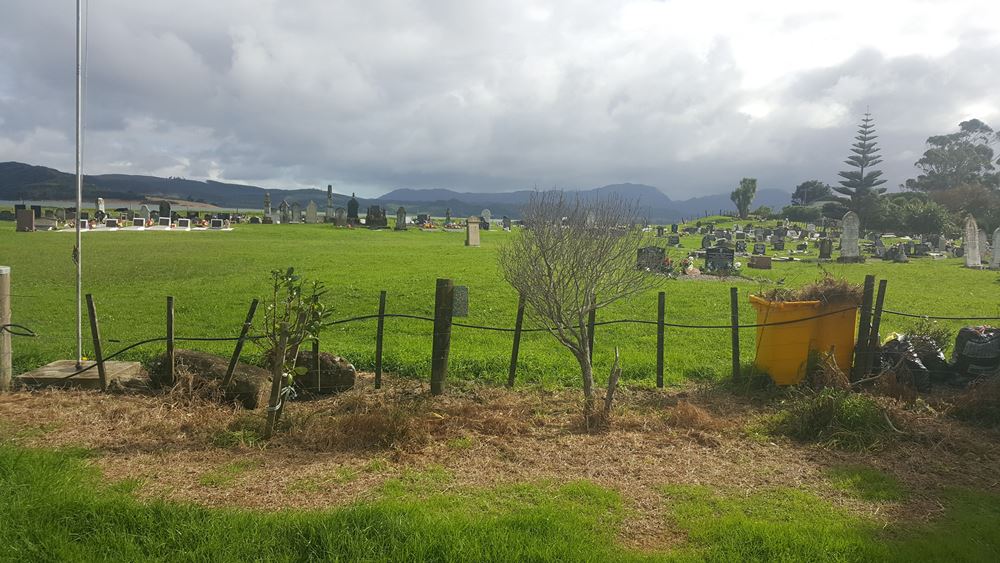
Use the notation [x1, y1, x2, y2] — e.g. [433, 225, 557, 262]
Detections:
[965, 216, 982, 268]
[466, 216, 481, 247]
[837, 211, 861, 262]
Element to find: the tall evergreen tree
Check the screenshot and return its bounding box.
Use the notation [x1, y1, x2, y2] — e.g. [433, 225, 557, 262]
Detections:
[833, 111, 887, 225]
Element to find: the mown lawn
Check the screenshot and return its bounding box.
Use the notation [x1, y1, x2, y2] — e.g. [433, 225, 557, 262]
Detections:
[2, 219, 998, 385]
[2, 444, 998, 561]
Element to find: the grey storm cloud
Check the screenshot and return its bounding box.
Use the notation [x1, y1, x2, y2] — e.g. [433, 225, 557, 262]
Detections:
[1, 0, 999, 198]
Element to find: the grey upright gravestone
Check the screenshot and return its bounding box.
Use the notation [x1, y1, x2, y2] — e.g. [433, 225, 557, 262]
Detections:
[465, 216, 480, 247]
[964, 215, 982, 269]
[836, 211, 862, 263]
[991, 228, 1000, 270]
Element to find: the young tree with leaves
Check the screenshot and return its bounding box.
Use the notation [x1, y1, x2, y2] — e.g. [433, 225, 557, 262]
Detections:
[833, 112, 887, 226]
[791, 180, 832, 206]
[730, 177, 757, 219]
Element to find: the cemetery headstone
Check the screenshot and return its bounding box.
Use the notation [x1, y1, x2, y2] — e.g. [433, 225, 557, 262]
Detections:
[667, 234, 680, 246]
[502, 216, 512, 231]
[465, 216, 481, 247]
[158, 201, 171, 218]
[874, 236, 886, 258]
[249, 216, 262, 224]
[819, 238, 833, 259]
[445, 208, 452, 224]
[96, 198, 105, 214]
[326, 185, 334, 221]
[31, 205, 42, 218]
[305, 201, 318, 224]
[772, 240, 785, 251]
[264, 192, 272, 216]
[735, 240, 748, 253]
[177, 218, 191, 230]
[481, 209, 492, 224]
[131, 218, 145, 228]
[395, 207, 407, 231]
[964, 216, 982, 268]
[671, 224, 678, 233]
[210, 218, 224, 229]
[15, 209, 35, 232]
[105, 218, 119, 228]
[637, 246, 666, 269]
[837, 211, 862, 263]
[991, 228, 1000, 270]
[138, 205, 151, 220]
[704, 247, 735, 272]
[291, 202, 302, 223]
[656, 226, 665, 237]
[347, 193, 359, 222]
[158, 217, 172, 227]
[479, 216, 491, 231]
[796, 242, 808, 252]
[748, 255, 772, 269]
[334, 207, 347, 227]
[279, 201, 291, 224]
[752, 243, 766, 255]
[701, 235, 712, 249]
[365, 205, 387, 228]
[416, 214, 429, 224]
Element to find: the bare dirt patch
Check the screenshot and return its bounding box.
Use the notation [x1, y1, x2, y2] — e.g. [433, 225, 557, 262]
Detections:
[2, 374, 998, 550]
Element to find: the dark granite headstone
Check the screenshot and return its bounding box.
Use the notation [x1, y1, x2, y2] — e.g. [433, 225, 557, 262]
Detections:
[637, 246, 666, 269]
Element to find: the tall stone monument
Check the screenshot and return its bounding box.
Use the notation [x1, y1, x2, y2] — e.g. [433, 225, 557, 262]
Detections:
[326, 184, 334, 221]
[394, 207, 407, 231]
[836, 211, 862, 263]
[465, 216, 480, 247]
[964, 215, 982, 268]
[991, 228, 1000, 270]
[347, 193, 359, 223]
[445, 208, 452, 224]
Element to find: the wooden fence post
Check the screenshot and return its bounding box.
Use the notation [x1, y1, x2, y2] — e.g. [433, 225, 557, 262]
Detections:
[375, 290, 387, 389]
[85, 294, 107, 392]
[656, 291, 665, 389]
[730, 287, 740, 380]
[166, 296, 175, 386]
[0, 266, 10, 392]
[587, 308, 596, 363]
[264, 322, 289, 439]
[851, 275, 876, 382]
[865, 279, 888, 375]
[430, 279, 454, 396]
[223, 298, 259, 389]
[507, 293, 526, 388]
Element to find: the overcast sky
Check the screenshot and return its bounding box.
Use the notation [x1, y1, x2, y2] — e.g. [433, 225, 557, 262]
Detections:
[2, 1, 999, 198]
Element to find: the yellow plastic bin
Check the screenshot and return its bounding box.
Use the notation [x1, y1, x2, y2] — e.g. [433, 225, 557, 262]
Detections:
[748, 296, 822, 385]
[810, 304, 859, 375]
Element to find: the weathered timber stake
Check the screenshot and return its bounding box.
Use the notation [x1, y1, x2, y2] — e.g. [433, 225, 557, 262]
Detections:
[730, 287, 740, 380]
[0, 266, 10, 391]
[866, 279, 888, 375]
[851, 275, 876, 382]
[656, 291, 665, 388]
[85, 294, 107, 392]
[507, 293, 526, 387]
[222, 298, 259, 389]
[375, 290, 386, 389]
[430, 278, 454, 395]
[166, 296, 175, 386]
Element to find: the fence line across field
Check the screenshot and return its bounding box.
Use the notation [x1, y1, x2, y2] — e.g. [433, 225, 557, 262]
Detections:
[5, 274, 1000, 394]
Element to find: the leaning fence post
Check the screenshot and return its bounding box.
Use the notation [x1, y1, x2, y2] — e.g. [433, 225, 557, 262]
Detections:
[656, 291, 665, 388]
[851, 275, 876, 382]
[85, 293, 108, 392]
[166, 296, 175, 386]
[264, 322, 289, 439]
[507, 293, 526, 388]
[375, 290, 387, 389]
[587, 308, 596, 363]
[0, 266, 11, 392]
[730, 287, 740, 380]
[430, 279, 454, 396]
[865, 279, 888, 375]
[223, 298, 259, 389]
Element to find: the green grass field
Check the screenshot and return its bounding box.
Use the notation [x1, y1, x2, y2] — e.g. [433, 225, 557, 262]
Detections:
[2, 219, 999, 385]
[2, 444, 998, 561]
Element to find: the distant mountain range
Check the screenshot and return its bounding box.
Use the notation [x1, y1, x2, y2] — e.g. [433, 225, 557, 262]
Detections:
[0, 161, 791, 221]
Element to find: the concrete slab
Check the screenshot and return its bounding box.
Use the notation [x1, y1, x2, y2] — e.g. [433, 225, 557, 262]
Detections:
[17, 359, 145, 390]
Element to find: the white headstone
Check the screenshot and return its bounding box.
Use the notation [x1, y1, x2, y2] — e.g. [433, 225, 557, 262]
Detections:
[838, 212, 860, 261]
[465, 216, 480, 247]
[965, 216, 982, 268]
[991, 227, 1000, 270]
[138, 204, 150, 219]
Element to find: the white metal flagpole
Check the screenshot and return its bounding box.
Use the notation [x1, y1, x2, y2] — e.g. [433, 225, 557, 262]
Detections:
[75, 0, 83, 367]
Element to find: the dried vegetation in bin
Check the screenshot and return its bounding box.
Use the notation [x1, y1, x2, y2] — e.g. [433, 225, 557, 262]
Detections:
[759, 276, 863, 305]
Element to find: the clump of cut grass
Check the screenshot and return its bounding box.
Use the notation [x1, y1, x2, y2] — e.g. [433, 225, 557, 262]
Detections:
[665, 401, 719, 430]
[198, 459, 262, 488]
[759, 275, 863, 306]
[826, 465, 906, 502]
[949, 378, 1000, 429]
[772, 389, 902, 450]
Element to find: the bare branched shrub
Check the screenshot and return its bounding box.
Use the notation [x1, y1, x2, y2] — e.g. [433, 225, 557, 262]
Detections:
[498, 191, 657, 427]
